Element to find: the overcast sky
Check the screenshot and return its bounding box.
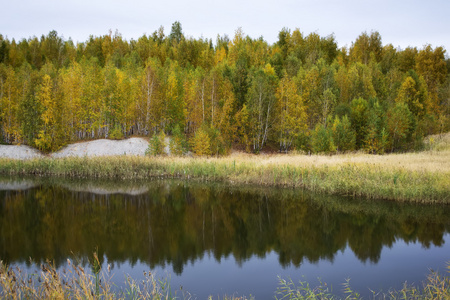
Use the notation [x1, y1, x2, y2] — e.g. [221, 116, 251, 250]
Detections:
[2, 0, 449, 53]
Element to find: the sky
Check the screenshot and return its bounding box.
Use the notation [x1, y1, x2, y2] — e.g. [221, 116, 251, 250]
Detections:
[2, 0, 449, 53]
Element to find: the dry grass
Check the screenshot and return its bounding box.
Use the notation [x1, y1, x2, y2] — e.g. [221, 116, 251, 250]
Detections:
[227, 149, 449, 173]
[238, 132, 450, 173]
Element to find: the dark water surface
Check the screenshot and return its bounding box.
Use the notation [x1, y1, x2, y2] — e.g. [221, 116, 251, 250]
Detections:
[1, 176, 449, 299]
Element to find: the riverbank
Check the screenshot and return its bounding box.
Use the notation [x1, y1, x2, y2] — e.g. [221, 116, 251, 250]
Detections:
[0, 133, 449, 203]
[0, 151, 448, 203]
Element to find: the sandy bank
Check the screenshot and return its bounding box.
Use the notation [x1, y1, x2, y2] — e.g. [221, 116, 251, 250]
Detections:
[0, 137, 150, 159]
[0, 144, 45, 160]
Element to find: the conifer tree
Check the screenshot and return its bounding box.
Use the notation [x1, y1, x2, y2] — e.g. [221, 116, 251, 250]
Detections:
[191, 126, 211, 156]
[331, 115, 355, 152]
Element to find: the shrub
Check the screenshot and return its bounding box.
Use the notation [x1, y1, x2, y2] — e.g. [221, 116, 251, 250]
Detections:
[169, 125, 188, 156]
[109, 125, 124, 140]
[332, 115, 356, 152]
[293, 130, 311, 153]
[207, 126, 229, 156]
[311, 124, 335, 153]
[146, 131, 167, 156]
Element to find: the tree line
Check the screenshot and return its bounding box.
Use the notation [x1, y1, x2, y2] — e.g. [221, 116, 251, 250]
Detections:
[0, 22, 449, 153]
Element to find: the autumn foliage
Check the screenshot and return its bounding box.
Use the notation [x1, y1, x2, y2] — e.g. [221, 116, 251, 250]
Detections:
[0, 26, 448, 153]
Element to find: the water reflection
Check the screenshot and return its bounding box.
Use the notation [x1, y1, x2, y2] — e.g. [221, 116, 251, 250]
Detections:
[0, 177, 37, 190]
[0, 176, 449, 275]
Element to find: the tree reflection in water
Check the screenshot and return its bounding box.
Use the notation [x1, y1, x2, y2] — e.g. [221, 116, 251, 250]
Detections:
[0, 176, 449, 275]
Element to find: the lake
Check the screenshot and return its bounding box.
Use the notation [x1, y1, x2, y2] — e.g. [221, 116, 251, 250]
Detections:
[0, 176, 449, 299]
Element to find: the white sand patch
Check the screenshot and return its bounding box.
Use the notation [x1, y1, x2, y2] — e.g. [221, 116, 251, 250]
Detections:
[0, 144, 45, 160]
[51, 137, 149, 158]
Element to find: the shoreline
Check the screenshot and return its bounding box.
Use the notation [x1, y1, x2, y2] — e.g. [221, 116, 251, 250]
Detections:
[0, 150, 448, 204]
[0, 133, 448, 204]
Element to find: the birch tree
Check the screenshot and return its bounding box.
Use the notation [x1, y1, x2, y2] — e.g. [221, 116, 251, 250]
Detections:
[246, 64, 277, 152]
[275, 73, 307, 152]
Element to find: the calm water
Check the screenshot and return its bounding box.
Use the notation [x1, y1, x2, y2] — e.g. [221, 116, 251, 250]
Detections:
[1, 176, 449, 299]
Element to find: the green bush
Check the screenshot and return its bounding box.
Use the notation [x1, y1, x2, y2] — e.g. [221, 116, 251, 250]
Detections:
[293, 131, 311, 153]
[332, 115, 356, 152]
[169, 125, 188, 156]
[146, 131, 167, 156]
[207, 126, 229, 156]
[109, 125, 124, 140]
[311, 124, 335, 153]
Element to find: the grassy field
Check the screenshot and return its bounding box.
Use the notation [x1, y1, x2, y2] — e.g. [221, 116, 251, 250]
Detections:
[0, 133, 449, 203]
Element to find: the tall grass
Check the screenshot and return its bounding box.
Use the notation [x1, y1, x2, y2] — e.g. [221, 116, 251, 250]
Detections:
[0, 133, 449, 203]
[1, 259, 449, 299]
[276, 263, 450, 300]
[0, 257, 252, 300]
[0, 256, 178, 300]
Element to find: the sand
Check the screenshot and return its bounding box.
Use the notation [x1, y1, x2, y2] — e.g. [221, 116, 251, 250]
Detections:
[0, 137, 151, 160]
[0, 144, 45, 160]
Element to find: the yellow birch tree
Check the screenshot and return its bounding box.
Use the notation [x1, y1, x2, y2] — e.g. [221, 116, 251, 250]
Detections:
[35, 74, 55, 151]
[276, 74, 307, 152]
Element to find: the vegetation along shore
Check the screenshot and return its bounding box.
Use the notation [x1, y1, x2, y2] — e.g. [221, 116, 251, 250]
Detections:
[0, 133, 449, 203]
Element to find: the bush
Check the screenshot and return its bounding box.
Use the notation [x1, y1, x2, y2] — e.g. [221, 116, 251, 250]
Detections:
[146, 131, 167, 156]
[207, 126, 230, 156]
[109, 125, 124, 140]
[332, 115, 356, 152]
[311, 124, 335, 153]
[169, 125, 188, 156]
[293, 131, 311, 153]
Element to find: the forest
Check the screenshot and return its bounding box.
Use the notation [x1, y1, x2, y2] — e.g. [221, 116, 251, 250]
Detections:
[0, 22, 449, 154]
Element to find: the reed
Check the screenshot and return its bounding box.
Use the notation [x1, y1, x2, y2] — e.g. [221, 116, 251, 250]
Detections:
[276, 263, 450, 300]
[0, 133, 449, 203]
[276, 272, 450, 299]
[1, 259, 449, 299]
[0, 257, 180, 300]
[0, 258, 251, 300]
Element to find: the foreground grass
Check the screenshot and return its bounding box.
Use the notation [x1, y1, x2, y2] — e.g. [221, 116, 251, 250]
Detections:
[0, 258, 246, 300]
[275, 266, 450, 300]
[0, 256, 177, 300]
[0, 133, 449, 203]
[1, 259, 449, 300]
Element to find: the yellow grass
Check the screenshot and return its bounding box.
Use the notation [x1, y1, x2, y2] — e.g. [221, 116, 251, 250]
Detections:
[232, 132, 450, 173]
[246, 147, 450, 173]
